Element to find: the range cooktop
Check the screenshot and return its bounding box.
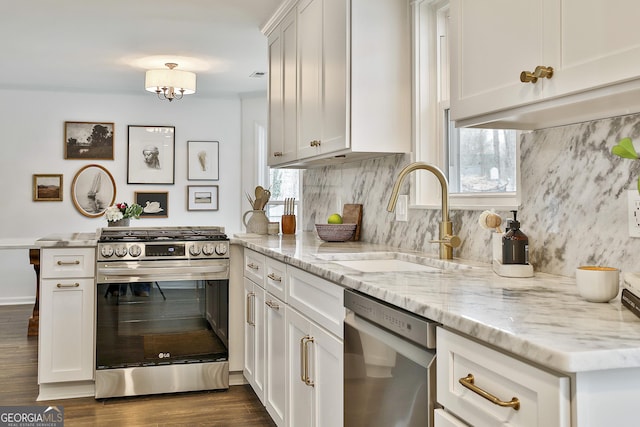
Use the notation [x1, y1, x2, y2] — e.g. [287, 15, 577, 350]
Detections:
[98, 226, 228, 242]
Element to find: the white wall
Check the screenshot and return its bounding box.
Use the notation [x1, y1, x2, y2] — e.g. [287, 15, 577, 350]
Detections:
[0, 88, 265, 304]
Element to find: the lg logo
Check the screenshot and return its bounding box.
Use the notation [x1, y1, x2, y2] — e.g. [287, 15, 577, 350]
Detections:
[158, 352, 171, 358]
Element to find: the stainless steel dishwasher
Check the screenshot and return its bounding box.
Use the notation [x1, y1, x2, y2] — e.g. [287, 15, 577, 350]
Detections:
[344, 289, 437, 427]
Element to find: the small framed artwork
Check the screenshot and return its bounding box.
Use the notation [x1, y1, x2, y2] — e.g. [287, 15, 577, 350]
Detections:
[33, 174, 63, 201]
[187, 185, 219, 211]
[71, 164, 116, 217]
[128, 125, 175, 184]
[64, 121, 114, 160]
[188, 141, 219, 180]
[135, 191, 169, 218]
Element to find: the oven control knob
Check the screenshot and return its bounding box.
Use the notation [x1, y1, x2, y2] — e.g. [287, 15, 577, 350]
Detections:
[115, 245, 128, 257]
[189, 244, 202, 256]
[129, 244, 142, 257]
[100, 245, 114, 258]
[202, 243, 215, 256]
[215, 243, 228, 256]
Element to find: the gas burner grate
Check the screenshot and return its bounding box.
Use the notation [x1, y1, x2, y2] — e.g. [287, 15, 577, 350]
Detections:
[99, 226, 227, 242]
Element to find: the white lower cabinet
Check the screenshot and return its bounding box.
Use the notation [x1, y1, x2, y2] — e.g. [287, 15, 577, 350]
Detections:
[38, 247, 96, 400]
[437, 327, 570, 427]
[286, 306, 343, 427]
[241, 249, 344, 427]
[39, 277, 95, 383]
[265, 292, 286, 426]
[244, 276, 266, 403]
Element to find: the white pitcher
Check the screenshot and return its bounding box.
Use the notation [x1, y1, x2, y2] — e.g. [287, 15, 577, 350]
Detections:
[242, 210, 269, 235]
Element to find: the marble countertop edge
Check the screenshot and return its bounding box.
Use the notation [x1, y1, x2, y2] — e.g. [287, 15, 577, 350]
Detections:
[231, 233, 640, 374]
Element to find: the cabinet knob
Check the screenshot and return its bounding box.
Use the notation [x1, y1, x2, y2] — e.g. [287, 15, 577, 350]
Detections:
[520, 65, 554, 83]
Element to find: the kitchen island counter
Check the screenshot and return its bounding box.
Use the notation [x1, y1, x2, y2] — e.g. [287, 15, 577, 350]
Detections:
[232, 232, 640, 374]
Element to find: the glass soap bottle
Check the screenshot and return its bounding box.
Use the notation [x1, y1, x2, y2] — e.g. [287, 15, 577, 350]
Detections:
[502, 210, 529, 264]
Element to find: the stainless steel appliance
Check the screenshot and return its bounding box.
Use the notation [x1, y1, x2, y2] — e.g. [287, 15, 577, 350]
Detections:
[344, 289, 437, 426]
[95, 226, 230, 399]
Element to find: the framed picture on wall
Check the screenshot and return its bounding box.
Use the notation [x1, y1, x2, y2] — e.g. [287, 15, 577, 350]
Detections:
[187, 185, 219, 211]
[127, 125, 175, 184]
[64, 121, 114, 160]
[70, 164, 116, 217]
[33, 174, 63, 201]
[188, 141, 219, 180]
[135, 191, 169, 218]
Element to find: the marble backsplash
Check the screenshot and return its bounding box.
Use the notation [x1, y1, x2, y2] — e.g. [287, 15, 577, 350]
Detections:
[302, 113, 640, 277]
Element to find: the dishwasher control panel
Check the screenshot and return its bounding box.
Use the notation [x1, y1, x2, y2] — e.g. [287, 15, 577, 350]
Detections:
[344, 289, 437, 349]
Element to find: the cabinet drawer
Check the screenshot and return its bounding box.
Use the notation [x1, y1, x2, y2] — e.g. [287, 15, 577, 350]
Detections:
[287, 266, 344, 338]
[434, 409, 469, 427]
[244, 249, 265, 285]
[265, 257, 286, 301]
[437, 328, 570, 427]
[41, 248, 95, 278]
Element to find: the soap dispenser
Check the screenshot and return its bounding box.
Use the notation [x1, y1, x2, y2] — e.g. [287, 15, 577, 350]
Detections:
[502, 210, 528, 264]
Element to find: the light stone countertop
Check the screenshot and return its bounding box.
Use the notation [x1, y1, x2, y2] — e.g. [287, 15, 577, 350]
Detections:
[232, 232, 640, 374]
[35, 232, 98, 248]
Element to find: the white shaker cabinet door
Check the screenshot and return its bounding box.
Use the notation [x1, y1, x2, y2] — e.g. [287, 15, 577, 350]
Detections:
[39, 278, 95, 383]
[243, 277, 266, 403]
[297, 0, 348, 159]
[450, 0, 552, 121]
[264, 293, 286, 427]
[545, 0, 640, 99]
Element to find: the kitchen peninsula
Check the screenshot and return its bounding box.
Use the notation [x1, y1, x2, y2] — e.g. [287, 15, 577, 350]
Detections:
[233, 232, 640, 427]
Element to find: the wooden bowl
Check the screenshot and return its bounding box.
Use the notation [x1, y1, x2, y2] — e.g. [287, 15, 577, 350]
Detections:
[315, 224, 357, 242]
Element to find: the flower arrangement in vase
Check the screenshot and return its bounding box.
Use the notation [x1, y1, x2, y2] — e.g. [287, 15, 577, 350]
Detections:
[105, 202, 143, 226]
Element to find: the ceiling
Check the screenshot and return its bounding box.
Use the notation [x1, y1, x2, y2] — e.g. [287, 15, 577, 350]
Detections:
[2, 0, 282, 98]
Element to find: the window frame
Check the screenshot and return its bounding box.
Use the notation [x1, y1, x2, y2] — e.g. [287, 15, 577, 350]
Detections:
[412, 0, 520, 211]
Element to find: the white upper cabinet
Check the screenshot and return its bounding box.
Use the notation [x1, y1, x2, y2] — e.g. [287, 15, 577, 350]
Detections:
[297, 0, 348, 160]
[263, 0, 411, 167]
[268, 9, 298, 166]
[450, 0, 640, 129]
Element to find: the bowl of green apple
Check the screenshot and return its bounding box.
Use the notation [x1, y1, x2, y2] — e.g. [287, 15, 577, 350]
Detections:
[315, 214, 357, 242]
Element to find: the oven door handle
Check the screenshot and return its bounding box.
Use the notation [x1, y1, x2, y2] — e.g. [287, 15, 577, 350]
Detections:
[98, 265, 228, 276]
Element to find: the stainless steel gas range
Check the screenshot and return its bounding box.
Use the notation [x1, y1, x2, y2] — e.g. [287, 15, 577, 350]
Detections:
[95, 226, 230, 399]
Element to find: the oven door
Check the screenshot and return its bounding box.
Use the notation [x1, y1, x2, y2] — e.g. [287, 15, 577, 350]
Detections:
[96, 258, 229, 283]
[344, 310, 437, 427]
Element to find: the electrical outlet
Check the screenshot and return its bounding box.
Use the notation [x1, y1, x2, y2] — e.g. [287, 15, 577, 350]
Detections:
[628, 190, 640, 237]
[396, 195, 408, 222]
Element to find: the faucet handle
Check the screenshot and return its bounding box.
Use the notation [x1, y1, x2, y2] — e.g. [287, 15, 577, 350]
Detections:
[430, 234, 462, 249]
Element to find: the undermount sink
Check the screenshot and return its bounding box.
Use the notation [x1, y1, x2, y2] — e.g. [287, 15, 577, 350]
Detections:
[331, 259, 442, 273]
[315, 251, 451, 273]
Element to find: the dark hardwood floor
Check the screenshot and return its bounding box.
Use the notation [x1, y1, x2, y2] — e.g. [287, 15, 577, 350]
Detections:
[0, 304, 276, 426]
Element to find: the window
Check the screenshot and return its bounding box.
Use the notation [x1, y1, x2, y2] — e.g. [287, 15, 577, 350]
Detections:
[266, 168, 301, 222]
[414, 0, 518, 210]
[256, 123, 301, 223]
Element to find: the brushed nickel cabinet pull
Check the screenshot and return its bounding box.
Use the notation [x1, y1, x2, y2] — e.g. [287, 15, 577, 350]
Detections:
[273, 151, 283, 157]
[247, 263, 259, 270]
[300, 336, 307, 383]
[57, 260, 80, 266]
[56, 283, 80, 288]
[304, 336, 315, 387]
[267, 273, 282, 282]
[265, 300, 280, 310]
[459, 373, 520, 410]
[246, 292, 256, 326]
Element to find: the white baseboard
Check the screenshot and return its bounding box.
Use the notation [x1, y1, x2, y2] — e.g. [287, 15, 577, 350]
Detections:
[0, 297, 36, 306]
